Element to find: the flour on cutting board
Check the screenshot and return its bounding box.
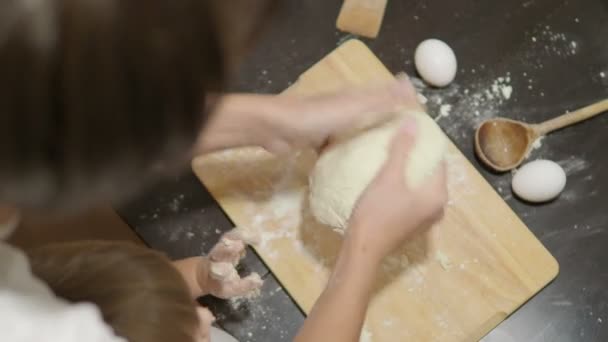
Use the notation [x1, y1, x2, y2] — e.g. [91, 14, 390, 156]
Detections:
[435, 250, 454, 270]
[237, 147, 473, 269]
[213, 145, 473, 340]
[359, 326, 373, 342]
[445, 150, 472, 203]
[224, 150, 317, 265]
[247, 189, 303, 253]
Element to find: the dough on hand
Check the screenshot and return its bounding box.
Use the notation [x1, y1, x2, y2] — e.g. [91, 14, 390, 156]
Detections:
[309, 111, 447, 231]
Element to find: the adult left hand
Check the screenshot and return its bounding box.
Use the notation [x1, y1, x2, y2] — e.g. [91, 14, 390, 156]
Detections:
[269, 75, 419, 154]
[195, 76, 419, 155]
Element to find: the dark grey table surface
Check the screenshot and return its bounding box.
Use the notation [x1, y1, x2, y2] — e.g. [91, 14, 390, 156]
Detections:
[120, 1, 608, 341]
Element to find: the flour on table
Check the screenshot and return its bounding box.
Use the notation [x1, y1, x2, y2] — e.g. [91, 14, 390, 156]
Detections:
[435, 104, 452, 121]
[537, 26, 579, 57]
[525, 136, 545, 159]
[558, 156, 590, 176]
[412, 73, 514, 144]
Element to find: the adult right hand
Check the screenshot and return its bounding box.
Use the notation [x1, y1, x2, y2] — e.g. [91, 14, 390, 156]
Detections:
[346, 119, 448, 266]
[294, 110, 447, 342]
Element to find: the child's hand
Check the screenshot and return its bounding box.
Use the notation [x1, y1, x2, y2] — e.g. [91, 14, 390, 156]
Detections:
[196, 307, 215, 342]
[197, 229, 263, 299]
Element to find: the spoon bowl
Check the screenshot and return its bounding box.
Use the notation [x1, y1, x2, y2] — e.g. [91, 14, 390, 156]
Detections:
[474, 99, 608, 172]
[475, 118, 537, 172]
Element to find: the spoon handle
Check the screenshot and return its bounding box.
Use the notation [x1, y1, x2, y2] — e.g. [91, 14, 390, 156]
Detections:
[535, 99, 608, 136]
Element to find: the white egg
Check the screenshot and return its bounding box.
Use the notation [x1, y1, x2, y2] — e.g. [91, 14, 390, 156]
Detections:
[512, 160, 567, 203]
[414, 39, 458, 87]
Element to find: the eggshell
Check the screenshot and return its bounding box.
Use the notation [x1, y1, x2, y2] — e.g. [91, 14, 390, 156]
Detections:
[512, 160, 567, 203]
[414, 39, 458, 87]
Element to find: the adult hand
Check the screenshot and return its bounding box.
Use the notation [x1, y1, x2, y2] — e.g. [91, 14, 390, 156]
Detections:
[267, 76, 419, 154]
[346, 119, 448, 265]
[294, 122, 445, 342]
[195, 76, 418, 155]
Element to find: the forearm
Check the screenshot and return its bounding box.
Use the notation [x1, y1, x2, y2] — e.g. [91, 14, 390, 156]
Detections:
[294, 234, 380, 342]
[195, 93, 291, 154]
[172, 257, 207, 299]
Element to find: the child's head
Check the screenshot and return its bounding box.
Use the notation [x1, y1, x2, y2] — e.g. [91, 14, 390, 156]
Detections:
[0, 0, 277, 213]
[27, 240, 204, 342]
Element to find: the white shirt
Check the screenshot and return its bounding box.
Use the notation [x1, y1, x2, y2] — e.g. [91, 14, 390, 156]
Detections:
[0, 214, 125, 342]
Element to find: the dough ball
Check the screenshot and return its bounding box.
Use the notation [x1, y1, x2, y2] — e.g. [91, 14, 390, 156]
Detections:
[309, 111, 447, 231]
[414, 39, 457, 87]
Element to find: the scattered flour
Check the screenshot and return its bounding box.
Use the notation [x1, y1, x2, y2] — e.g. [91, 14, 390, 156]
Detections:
[412, 73, 514, 143]
[552, 300, 573, 307]
[501, 85, 513, 100]
[525, 136, 545, 158]
[489, 76, 513, 101]
[435, 314, 449, 329]
[537, 26, 579, 57]
[435, 250, 454, 270]
[517, 25, 580, 73]
[558, 156, 590, 176]
[383, 319, 395, 327]
[168, 194, 185, 213]
[417, 93, 428, 104]
[531, 136, 544, 150]
[435, 104, 453, 121]
[360, 326, 373, 342]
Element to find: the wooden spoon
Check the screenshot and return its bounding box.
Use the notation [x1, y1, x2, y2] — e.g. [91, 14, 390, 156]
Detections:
[475, 99, 608, 172]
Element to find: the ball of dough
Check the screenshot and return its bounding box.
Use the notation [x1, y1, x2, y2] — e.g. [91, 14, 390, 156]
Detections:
[309, 111, 447, 231]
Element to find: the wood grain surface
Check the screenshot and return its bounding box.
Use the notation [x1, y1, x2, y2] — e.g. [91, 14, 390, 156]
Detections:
[336, 0, 388, 38]
[192, 39, 558, 342]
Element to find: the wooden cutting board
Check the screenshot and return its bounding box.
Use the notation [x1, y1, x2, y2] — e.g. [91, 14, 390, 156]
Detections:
[192, 39, 558, 342]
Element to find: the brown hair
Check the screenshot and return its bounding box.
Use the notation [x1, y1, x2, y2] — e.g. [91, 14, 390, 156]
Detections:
[27, 240, 199, 342]
[0, 0, 277, 213]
